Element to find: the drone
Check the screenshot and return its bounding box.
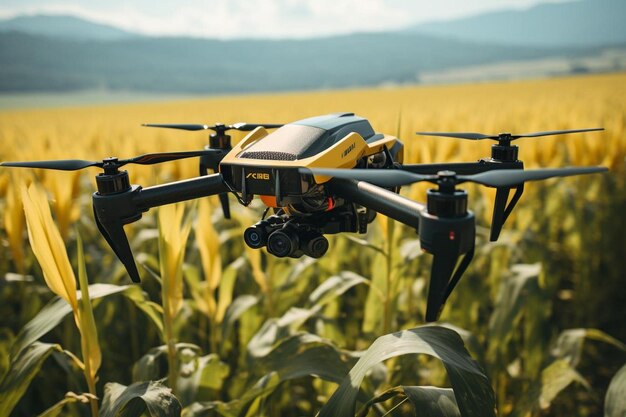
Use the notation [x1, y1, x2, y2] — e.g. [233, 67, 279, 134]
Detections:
[0, 112, 607, 321]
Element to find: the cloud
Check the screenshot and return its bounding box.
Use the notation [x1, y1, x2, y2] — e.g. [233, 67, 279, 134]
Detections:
[0, 0, 572, 39]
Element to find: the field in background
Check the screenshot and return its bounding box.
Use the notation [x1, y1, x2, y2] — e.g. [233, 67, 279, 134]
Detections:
[1, 72, 625, 416]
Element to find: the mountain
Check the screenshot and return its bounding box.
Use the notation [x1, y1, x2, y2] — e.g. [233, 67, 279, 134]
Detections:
[407, 0, 626, 47]
[0, 14, 138, 41]
[0, 30, 601, 94]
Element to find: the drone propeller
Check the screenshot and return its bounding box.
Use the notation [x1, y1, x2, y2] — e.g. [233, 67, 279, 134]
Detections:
[416, 128, 603, 142]
[0, 149, 225, 172]
[309, 164, 607, 321]
[1, 149, 230, 283]
[142, 122, 284, 132]
[143, 122, 282, 219]
[303, 166, 608, 189]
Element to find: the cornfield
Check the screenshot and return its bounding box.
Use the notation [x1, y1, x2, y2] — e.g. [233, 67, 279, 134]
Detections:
[1, 72, 625, 416]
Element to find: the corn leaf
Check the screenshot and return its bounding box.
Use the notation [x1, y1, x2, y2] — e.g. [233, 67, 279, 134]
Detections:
[158, 202, 193, 320]
[11, 284, 155, 357]
[196, 199, 222, 293]
[215, 257, 245, 324]
[356, 386, 460, 417]
[511, 359, 591, 417]
[318, 326, 495, 417]
[21, 183, 78, 311]
[0, 342, 62, 417]
[307, 271, 368, 308]
[76, 232, 101, 382]
[176, 353, 230, 406]
[221, 295, 259, 342]
[99, 380, 182, 417]
[191, 333, 354, 417]
[538, 359, 590, 409]
[403, 386, 460, 417]
[551, 328, 626, 367]
[247, 272, 368, 358]
[605, 363, 626, 417]
[488, 263, 542, 353]
[133, 343, 201, 382]
[37, 392, 96, 417]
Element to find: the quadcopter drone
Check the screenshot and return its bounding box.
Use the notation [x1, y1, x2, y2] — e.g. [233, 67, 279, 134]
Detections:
[1, 112, 607, 321]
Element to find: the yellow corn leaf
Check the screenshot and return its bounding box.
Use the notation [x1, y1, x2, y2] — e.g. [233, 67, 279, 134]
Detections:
[196, 199, 223, 290]
[44, 170, 81, 240]
[244, 244, 268, 293]
[21, 183, 78, 312]
[158, 202, 193, 320]
[4, 176, 27, 274]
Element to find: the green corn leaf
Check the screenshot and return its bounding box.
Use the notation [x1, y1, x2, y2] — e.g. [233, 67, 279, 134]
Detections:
[0, 342, 62, 417]
[356, 386, 460, 417]
[133, 343, 201, 382]
[189, 333, 355, 417]
[318, 325, 495, 417]
[221, 295, 259, 342]
[511, 359, 591, 417]
[11, 283, 160, 357]
[247, 272, 368, 358]
[183, 401, 234, 417]
[552, 328, 626, 367]
[605, 363, 626, 417]
[99, 380, 182, 417]
[355, 386, 404, 417]
[342, 235, 386, 256]
[176, 353, 229, 406]
[488, 263, 542, 353]
[538, 359, 590, 409]
[307, 271, 368, 308]
[403, 386, 460, 417]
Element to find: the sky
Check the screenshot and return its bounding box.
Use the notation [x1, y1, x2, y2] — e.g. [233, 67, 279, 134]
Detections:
[0, 0, 573, 39]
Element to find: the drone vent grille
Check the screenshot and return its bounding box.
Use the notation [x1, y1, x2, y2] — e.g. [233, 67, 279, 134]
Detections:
[240, 151, 297, 161]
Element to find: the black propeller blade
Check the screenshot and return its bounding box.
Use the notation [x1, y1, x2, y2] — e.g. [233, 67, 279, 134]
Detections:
[0, 150, 223, 171]
[142, 122, 283, 132]
[0, 159, 100, 171]
[456, 166, 608, 187]
[303, 166, 608, 188]
[416, 128, 603, 141]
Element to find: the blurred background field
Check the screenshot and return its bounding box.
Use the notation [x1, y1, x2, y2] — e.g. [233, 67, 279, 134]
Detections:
[0, 71, 625, 416]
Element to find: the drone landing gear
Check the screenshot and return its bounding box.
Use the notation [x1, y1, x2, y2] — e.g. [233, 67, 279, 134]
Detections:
[419, 183, 475, 322]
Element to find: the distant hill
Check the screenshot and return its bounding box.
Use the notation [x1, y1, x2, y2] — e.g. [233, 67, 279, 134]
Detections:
[0, 31, 600, 94]
[408, 0, 626, 47]
[0, 14, 137, 40]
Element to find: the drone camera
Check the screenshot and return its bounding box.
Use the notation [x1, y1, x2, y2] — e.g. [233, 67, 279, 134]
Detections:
[267, 229, 300, 257]
[244, 217, 329, 259]
[303, 234, 329, 258]
[243, 220, 271, 249]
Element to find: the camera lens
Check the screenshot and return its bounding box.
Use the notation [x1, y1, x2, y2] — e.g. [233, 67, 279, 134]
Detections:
[304, 235, 329, 258]
[267, 230, 298, 257]
[244, 225, 268, 249]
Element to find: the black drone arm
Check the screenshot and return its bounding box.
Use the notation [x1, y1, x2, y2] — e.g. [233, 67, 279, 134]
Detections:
[329, 178, 472, 321]
[328, 178, 424, 229]
[92, 173, 229, 283]
[134, 174, 229, 209]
